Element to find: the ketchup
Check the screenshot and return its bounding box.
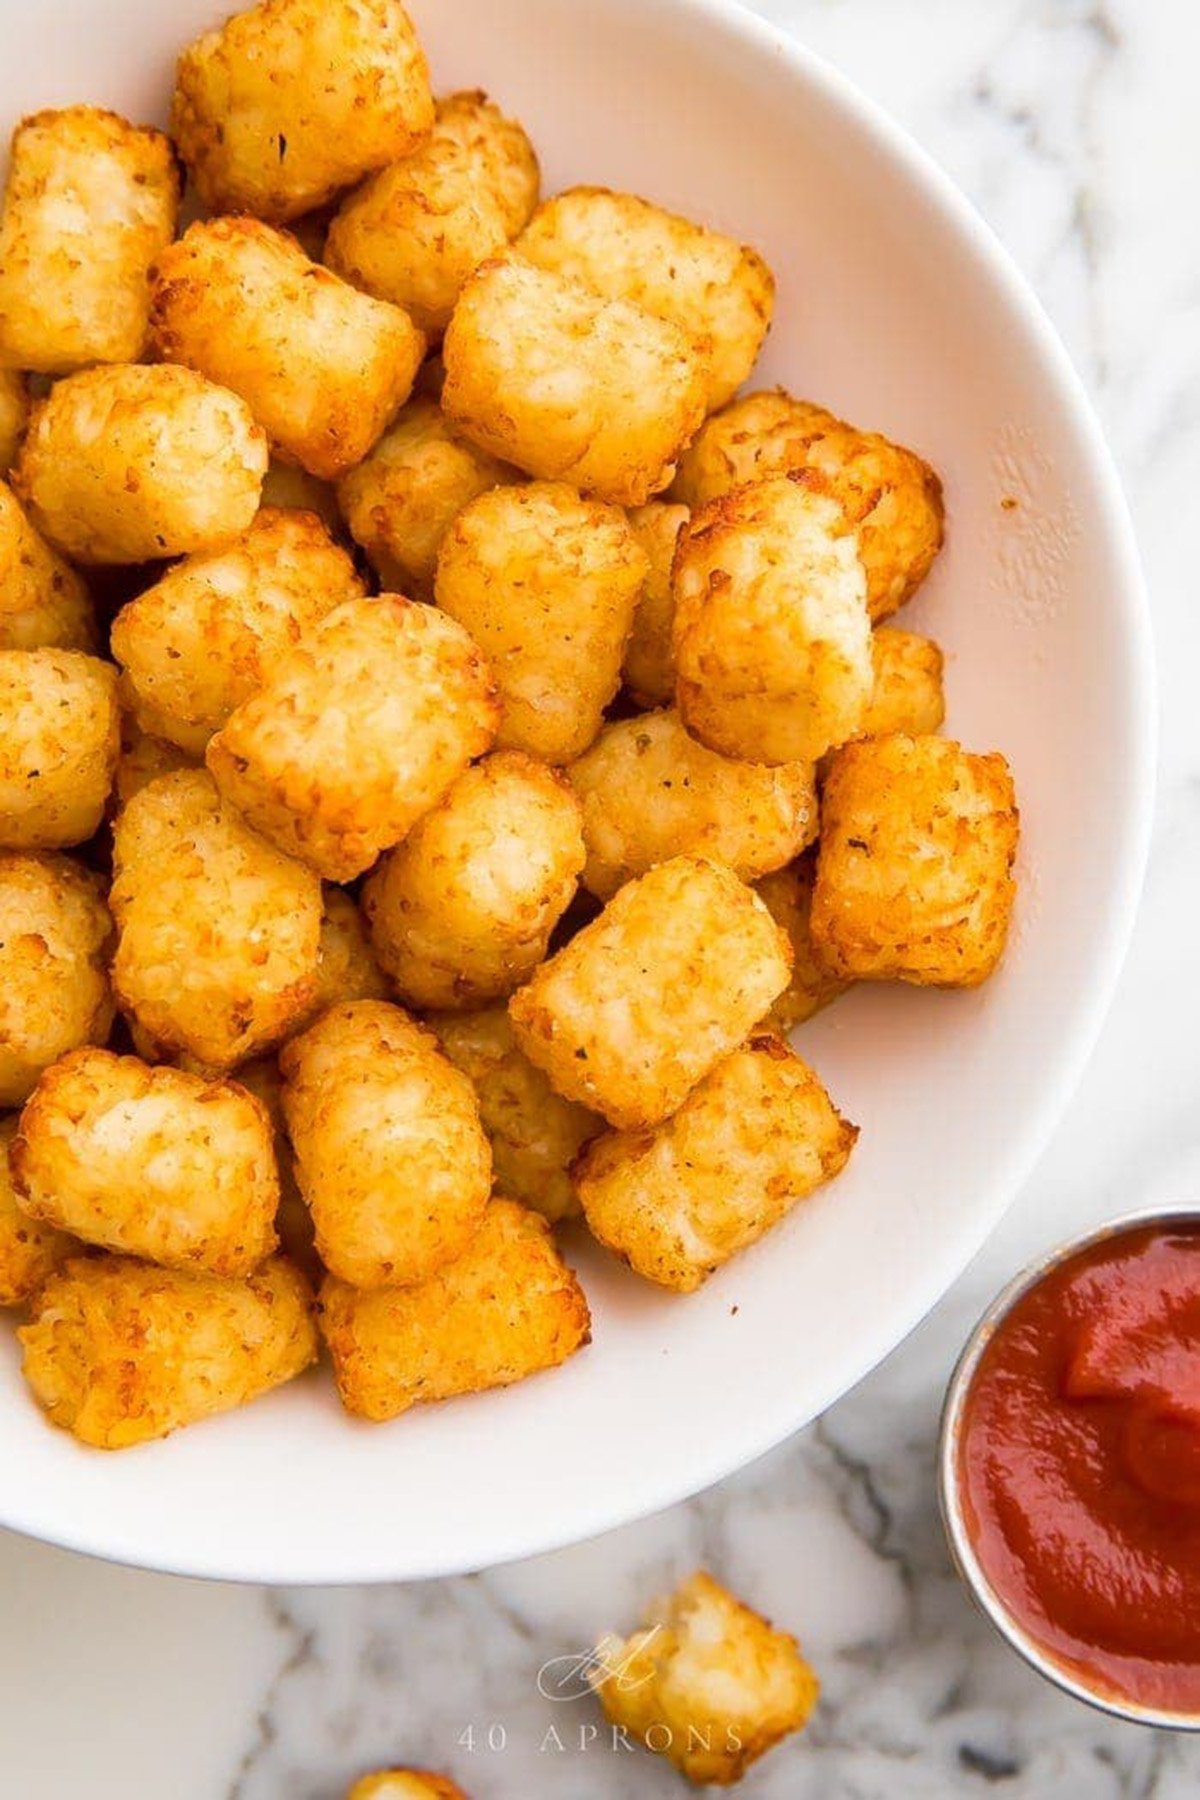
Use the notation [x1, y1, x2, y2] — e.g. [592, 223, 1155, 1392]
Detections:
[958, 1222, 1200, 1714]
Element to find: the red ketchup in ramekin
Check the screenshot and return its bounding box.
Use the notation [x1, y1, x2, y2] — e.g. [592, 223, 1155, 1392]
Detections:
[957, 1221, 1200, 1716]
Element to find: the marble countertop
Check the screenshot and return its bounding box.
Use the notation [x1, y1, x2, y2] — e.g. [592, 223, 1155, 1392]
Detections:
[5, 1, 1198, 1794]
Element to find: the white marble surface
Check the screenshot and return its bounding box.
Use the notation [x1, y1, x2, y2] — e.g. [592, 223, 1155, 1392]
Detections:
[3, 1, 1198, 1793]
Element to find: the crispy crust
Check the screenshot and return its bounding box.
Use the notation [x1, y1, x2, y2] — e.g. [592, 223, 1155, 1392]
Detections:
[754, 856, 852, 1031]
[576, 1033, 857, 1290]
[363, 751, 585, 1009]
[811, 732, 1019, 986]
[0, 106, 179, 373]
[507, 856, 791, 1130]
[150, 218, 425, 480]
[19, 1252, 317, 1447]
[672, 390, 944, 621]
[0, 1116, 79, 1307]
[12, 1047, 280, 1276]
[622, 501, 689, 708]
[591, 1570, 819, 1784]
[0, 480, 93, 652]
[0, 650, 119, 849]
[172, 0, 434, 222]
[319, 1196, 590, 1419]
[0, 852, 114, 1106]
[281, 1000, 491, 1289]
[206, 595, 500, 881]
[442, 254, 708, 507]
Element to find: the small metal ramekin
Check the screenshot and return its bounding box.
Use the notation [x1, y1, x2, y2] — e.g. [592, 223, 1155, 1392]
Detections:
[938, 1202, 1200, 1730]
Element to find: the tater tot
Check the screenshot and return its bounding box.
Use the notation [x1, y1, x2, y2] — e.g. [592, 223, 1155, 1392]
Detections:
[622, 501, 688, 709]
[207, 595, 499, 881]
[14, 364, 267, 565]
[11, 1047, 280, 1275]
[363, 751, 585, 1010]
[568, 709, 817, 900]
[111, 769, 322, 1069]
[435, 482, 646, 761]
[326, 91, 540, 336]
[281, 1000, 491, 1289]
[336, 395, 515, 598]
[292, 887, 388, 1035]
[234, 1053, 320, 1286]
[517, 187, 773, 412]
[429, 1007, 599, 1223]
[111, 508, 365, 754]
[442, 255, 708, 506]
[755, 857, 852, 1032]
[856, 627, 946, 741]
[0, 371, 28, 472]
[150, 219, 425, 482]
[0, 650, 119, 849]
[0, 107, 179, 375]
[591, 1571, 819, 1785]
[0, 481, 94, 652]
[672, 391, 945, 621]
[672, 475, 872, 765]
[508, 856, 791, 1129]
[348, 1774, 469, 1800]
[112, 720, 197, 811]
[319, 1196, 590, 1420]
[577, 1034, 856, 1291]
[259, 461, 343, 534]
[172, 0, 434, 222]
[0, 853, 114, 1107]
[811, 733, 1019, 987]
[19, 1253, 316, 1448]
[0, 1117, 79, 1306]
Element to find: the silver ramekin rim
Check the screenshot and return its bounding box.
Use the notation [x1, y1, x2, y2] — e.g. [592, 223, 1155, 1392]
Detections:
[938, 1201, 1200, 1730]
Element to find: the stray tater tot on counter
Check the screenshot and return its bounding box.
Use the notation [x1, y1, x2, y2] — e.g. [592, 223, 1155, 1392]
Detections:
[591, 1570, 819, 1785]
[112, 720, 197, 812]
[11, 1047, 280, 1275]
[442, 255, 708, 506]
[509, 856, 791, 1130]
[111, 507, 365, 754]
[111, 768, 322, 1070]
[0, 1117, 79, 1307]
[435, 482, 646, 761]
[281, 1000, 491, 1288]
[672, 475, 872, 765]
[0, 371, 28, 473]
[14, 363, 267, 565]
[326, 90, 540, 335]
[320, 1196, 590, 1420]
[855, 627, 946, 742]
[363, 751, 585, 1010]
[568, 709, 817, 900]
[207, 595, 499, 881]
[0, 106, 179, 374]
[19, 1253, 317, 1448]
[517, 187, 774, 412]
[172, 0, 434, 222]
[0, 650, 119, 849]
[622, 501, 688, 709]
[577, 1034, 857, 1291]
[812, 733, 1019, 987]
[0, 853, 114, 1107]
[673, 391, 944, 621]
[0, 482, 94, 652]
[151, 219, 425, 481]
[347, 1774, 470, 1800]
[429, 1007, 599, 1223]
[336, 394, 515, 598]
[755, 857, 852, 1032]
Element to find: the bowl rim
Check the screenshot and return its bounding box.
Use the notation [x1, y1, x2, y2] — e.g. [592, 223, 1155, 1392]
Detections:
[938, 1205, 1200, 1731]
[0, 0, 1157, 1584]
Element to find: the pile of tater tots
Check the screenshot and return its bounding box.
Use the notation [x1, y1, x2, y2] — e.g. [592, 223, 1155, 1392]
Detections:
[0, 0, 1019, 1453]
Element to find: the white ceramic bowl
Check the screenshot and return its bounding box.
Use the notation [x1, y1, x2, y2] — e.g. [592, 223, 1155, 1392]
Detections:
[0, 0, 1153, 1583]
